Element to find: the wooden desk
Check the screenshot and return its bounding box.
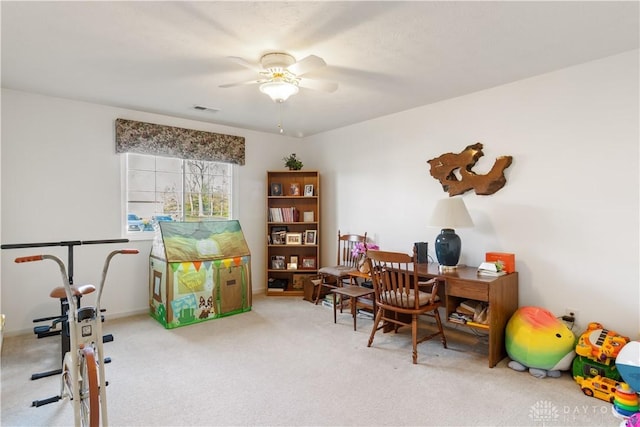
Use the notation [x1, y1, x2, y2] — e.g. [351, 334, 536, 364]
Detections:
[414, 263, 518, 368]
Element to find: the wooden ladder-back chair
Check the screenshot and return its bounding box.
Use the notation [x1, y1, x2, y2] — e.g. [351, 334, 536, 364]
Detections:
[365, 249, 447, 364]
[315, 230, 367, 304]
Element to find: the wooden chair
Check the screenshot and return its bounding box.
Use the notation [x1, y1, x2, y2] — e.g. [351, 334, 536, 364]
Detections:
[315, 230, 367, 304]
[365, 249, 447, 364]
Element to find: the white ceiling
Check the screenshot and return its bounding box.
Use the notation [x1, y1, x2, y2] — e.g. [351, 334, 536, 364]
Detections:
[2, 1, 638, 138]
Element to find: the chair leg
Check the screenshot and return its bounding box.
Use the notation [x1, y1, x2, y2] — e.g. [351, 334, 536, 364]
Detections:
[393, 312, 401, 333]
[313, 283, 322, 305]
[367, 307, 383, 348]
[434, 309, 447, 348]
[314, 275, 332, 305]
[412, 314, 418, 364]
[313, 276, 328, 305]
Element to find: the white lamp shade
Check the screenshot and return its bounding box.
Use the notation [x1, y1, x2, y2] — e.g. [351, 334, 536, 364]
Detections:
[428, 197, 474, 229]
[259, 80, 299, 102]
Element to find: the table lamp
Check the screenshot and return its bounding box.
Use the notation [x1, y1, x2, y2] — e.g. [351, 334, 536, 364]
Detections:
[428, 197, 474, 272]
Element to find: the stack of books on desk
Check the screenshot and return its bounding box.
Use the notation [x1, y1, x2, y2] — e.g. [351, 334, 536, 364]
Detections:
[477, 261, 506, 277]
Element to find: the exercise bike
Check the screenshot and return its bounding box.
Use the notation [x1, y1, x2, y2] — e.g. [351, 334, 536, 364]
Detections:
[15, 248, 138, 427]
[1, 239, 128, 381]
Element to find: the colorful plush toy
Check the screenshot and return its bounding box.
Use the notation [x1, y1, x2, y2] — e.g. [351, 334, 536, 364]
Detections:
[505, 306, 576, 378]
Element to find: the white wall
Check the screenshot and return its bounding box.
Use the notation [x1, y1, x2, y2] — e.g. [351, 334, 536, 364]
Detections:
[306, 50, 639, 338]
[2, 50, 638, 338]
[0, 91, 307, 334]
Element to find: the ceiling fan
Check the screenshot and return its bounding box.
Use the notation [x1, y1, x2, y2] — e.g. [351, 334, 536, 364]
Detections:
[219, 52, 338, 102]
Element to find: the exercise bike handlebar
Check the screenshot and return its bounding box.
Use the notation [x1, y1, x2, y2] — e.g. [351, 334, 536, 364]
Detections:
[96, 249, 139, 304]
[15, 255, 47, 263]
[16, 254, 77, 306]
[15, 249, 139, 306]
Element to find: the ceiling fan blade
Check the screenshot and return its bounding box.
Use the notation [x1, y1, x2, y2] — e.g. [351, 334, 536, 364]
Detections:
[226, 56, 263, 72]
[287, 55, 326, 76]
[298, 78, 338, 93]
[219, 78, 267, 88]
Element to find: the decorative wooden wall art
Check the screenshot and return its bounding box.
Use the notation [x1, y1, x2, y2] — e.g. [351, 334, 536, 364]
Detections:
[428, 143, 513, 196]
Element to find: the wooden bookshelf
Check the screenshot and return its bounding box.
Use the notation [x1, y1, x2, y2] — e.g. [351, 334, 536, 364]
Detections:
[266, 171, 320, 296]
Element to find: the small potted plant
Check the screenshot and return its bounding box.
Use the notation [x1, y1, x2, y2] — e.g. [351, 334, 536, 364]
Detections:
[283, 153, 303, 170]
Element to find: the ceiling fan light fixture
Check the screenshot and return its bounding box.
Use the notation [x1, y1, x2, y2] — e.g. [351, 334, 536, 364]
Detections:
[259, 79, 299, 103]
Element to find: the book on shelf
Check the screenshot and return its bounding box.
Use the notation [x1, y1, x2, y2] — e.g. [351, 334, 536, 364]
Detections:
[460, 299, 483, 313]
[448, 313, 468, 324]
[477, 261, 506, 276]
[357, 309, 374, 319]
[268, 207, 300, 223]
[456, 305, 475, 316]
[449, 311, 475, 323]
[321, 294, 344, 308]
[322, 299, 341, 309]
[455, 301, 490, 323]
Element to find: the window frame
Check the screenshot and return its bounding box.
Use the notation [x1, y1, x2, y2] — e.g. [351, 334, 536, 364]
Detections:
[120, 154, 238, 240]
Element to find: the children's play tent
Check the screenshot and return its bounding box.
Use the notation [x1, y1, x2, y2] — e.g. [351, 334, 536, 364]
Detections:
[149, 220, 252, 329]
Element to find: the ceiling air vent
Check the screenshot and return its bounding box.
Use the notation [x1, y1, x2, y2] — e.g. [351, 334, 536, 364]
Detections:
[193, 105, 220, 113]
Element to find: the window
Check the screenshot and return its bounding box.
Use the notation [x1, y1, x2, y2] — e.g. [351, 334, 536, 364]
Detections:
[125, 153, 233, 234]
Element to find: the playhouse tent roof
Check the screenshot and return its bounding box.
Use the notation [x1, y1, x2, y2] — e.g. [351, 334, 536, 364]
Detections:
[151, 220, 250, 262]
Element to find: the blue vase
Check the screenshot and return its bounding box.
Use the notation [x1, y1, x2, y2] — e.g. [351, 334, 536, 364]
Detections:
[435, 228, 461, 267]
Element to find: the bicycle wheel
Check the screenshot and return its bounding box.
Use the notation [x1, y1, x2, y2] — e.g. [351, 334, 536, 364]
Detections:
[79, 346, 100, 427]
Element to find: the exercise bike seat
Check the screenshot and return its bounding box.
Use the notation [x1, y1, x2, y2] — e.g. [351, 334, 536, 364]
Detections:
[49, 284, 96, 299]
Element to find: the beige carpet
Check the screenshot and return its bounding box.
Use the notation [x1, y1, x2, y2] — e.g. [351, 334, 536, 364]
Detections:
[1, 295, 622, 426]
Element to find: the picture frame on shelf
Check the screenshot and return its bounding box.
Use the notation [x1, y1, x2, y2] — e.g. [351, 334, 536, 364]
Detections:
[285, 232, 303, 245]
[271, 255, 285, 270]
[287, 262, 298, 270]
[271, 231, 286, 245]
[301, 256, 317, 270]
[290, 255, 299, 265]
[289, 182, 301, 196]
[270, 182, 283, 196]
[304, 184, 314, 197]
[304, 230, 317, 245]
[292, 274, 308, 290]
[270, 226, 288, 245]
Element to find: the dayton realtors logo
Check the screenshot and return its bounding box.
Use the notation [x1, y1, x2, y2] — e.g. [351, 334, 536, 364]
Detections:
[529, 400, 561, 422]
[529, 400, 611, 424]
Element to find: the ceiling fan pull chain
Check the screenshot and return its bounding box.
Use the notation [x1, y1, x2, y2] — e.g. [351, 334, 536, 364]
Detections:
[278, 102, 284, 134]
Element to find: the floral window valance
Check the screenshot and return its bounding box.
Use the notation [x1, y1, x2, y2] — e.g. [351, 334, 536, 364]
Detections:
[115, 118, 245, 165]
